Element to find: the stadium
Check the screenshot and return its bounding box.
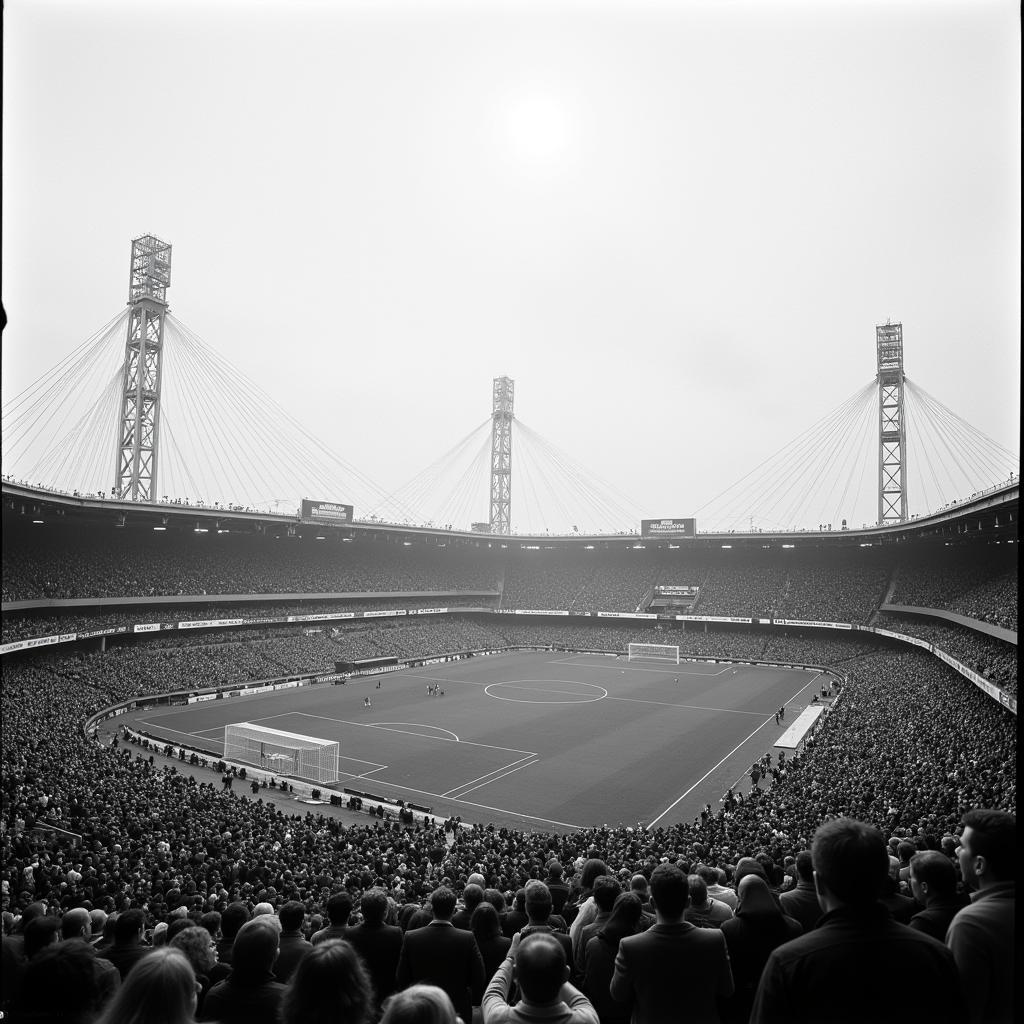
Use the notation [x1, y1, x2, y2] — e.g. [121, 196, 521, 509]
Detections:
[2, 3, 1018, 1022]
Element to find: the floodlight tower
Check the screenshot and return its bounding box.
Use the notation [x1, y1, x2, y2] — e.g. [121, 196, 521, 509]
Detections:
[114, 235, 172, 501]
[876, 322, 908, 524]
[489, 376, 514, 534]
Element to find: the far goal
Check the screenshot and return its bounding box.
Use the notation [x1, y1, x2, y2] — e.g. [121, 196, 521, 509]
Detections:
[223, 722, 339, 784]
[627, 642, 680, 664]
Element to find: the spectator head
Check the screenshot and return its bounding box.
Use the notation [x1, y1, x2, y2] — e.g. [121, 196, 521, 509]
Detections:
[650, 863, 688, 921]
[170, 925, 218, 977]
[89, 908, 108, 937]
[733, 857, 768, 886]
[113, 909, 146, 947]
[461, 884, 484, 914]
[166, 917, 195, 943]
[592, 876, 621, 914]
[325, 893, 353, 927]
[736, 874, 780, 915]
[599, 892, 643, 950]
[795, 851, 814, 883]
[359, 889, 389, 926]
[470, 902, 502, 943]
[252, 901, 275, 918]
[16, 903, 48, 933]
[397, 904, 421, 932]
[940, 835, 958, 859]
[20, 939, 102, 1022]
[513, 889, 526, 913]
[687, 875, 709, 909]
[230, 917, 280, 981]
[812, 818, 888, 909]
[199, 911, 221, 938]
[279, 938, 374, 1024]
[429, 887, 456, 921]
[524, 881, 553, 924]
[897, 841, 916, 866]
[580, 859, 609, 890]
[380, 984, 459, 1024]
[909, 851, 957, 905]
[60, 907, 92, 941]
[467, 873, 486, 888]
[221, 901, 250, 940]
[958, 809, 1016, 887]
[151, 922, 169, 948]
[483, 889, 506, 914]
[24, 917, 61, 959]
[695, 864, 718, 888]
[516, 933, 568, 1006]
[546, 861, 564, 882]
[279, 901, 305, 932]
[94, 947, 197, 1024]
[630, 874, 650, 899]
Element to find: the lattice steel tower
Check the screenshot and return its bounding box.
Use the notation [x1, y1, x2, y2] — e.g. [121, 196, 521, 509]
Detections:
[876, 322, 908, 524]
[489, 376, 514, 534]
[114, 235, 172, 500]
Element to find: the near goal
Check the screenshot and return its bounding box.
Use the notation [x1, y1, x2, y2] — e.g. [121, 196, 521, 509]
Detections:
[627, 642, 680, 664]
[223, 722, 339, 784]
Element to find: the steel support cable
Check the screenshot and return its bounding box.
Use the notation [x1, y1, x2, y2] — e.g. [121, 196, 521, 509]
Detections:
[167, 332, 253, 502]
[160, 413, 205, 502]
[766, 385, 873, 530]
[512, 433, 549, 532]
[920, 388, 1016, 484]
[815, 385, 875, 524]
[906, 380, 999, 488]
[723, 387, 868, 531]
[371, 418, 491, 518]
[691, 379, 877, 523]
[906, 377, 1018, 463]
[904, 393, 947, 511]
[167, 315, 412, 517]
[2, 309, 129, 419]
[2, 319, 127, 463]
[512, 419, 647, 527]
[781, 383, 877, 528]
[831, 395, 877, 524]
[441, 433, 492, 528]
[517, 426, 590, 530]
[71, 375, 119, 492]
[513, 430, 567, 531]
[36, 368, 123, 489]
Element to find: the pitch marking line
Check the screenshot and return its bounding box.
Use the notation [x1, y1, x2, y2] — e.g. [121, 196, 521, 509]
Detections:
[605, 695, 767, 716]
[648, 671, 825, 829]
[288, 711, 535, 757]
[406, 673, 489, 688]
[439, 754, 538, 798]
[447, 758, 541, 800]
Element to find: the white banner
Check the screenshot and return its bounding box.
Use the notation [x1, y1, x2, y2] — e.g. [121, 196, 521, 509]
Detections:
[678, 615, 753, 624]
[287, 612, 355, 622]
[513, 609, 570, 616]
[596, 611, 658, 620]
[410, 607, 448, 615]
[133, 623, 160, 633]
[187, 693, 218, 703]
[774, 619, 851, 630]
[179, 618, 246, 629]
[274, 680, 300, 690]
[363, 609, 406, 618]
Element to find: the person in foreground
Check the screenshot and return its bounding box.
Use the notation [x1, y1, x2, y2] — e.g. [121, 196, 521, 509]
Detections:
[945, 808, 1015, 1024]
[749, 817, 965, 1024]
[95, 947, 199, 1024]
[609, 862, 733, 1023]
[381, 983, 461, 1023]
[482, 931, 599, 1024]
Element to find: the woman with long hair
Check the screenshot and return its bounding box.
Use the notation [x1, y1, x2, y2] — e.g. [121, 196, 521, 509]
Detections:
[469, 902, 511, 986]
[95, 947, 199, 1024]
[582, 892, 643, 1024]
[380, 984, 461, 1024]
[279, 938, 374, 1024]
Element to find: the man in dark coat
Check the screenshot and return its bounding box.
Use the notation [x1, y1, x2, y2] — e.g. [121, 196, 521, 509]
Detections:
[907, 851, 964, 942]
[396, 886, 486, 1024]
[750, 818, 965, 1024]
[273, 900, 312, 982]
[103, 909, 149, 981]
[778, 852, 822, 933]
[346, 888, 403, 1010]
[610, 862, 734, 1023]
[201, 917, 285, 1024]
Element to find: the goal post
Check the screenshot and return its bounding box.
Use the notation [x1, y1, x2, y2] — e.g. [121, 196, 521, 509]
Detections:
[223, 722, 339, 784]
[627, 642, 680, 664]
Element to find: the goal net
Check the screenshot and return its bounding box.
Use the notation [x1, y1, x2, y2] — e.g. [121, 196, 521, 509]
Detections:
[627, 642, 680, 664]
[223, 722, 339, 784]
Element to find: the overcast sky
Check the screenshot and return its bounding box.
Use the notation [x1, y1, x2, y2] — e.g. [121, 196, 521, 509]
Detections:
[2, 0, 1019, 533]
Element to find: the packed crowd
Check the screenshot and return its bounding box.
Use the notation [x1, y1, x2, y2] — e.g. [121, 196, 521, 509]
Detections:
[1, 617, 1015, 1023]
[875, 614, 1018, 697]
[893, 547, 1018, 631]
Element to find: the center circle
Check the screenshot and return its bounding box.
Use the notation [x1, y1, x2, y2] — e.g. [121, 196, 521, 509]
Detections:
[483, 679, 608, 704]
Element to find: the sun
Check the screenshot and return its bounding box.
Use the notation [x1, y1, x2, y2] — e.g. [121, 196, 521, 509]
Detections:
[498, 91, 576, 170]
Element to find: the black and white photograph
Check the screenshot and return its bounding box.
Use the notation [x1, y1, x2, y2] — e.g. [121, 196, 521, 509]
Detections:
[1, 1, 1017, 1022]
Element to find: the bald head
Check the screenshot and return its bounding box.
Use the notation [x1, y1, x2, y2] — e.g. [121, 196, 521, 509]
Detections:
[60, 908, 92, 941]
[516, 933, 567, 1005]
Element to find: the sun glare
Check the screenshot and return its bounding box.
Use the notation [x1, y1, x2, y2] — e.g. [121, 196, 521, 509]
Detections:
[499, 91, 576, 169]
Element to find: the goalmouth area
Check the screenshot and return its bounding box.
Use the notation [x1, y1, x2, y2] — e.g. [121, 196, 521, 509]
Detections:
[124, 650, 826, 832]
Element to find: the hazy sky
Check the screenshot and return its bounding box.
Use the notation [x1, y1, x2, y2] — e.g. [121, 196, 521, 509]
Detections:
[3, 0, 1020, 533]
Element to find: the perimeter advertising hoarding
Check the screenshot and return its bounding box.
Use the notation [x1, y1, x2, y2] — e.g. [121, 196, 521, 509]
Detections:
[301, 500, 354, 525]
[641, 518, 696, 538]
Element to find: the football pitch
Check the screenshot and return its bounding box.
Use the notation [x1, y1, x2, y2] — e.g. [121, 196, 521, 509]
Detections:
[129, 651, 822, 832]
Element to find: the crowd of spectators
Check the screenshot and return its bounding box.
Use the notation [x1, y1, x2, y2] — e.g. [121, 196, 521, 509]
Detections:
[875, 613, 1017, 697]
[892, 547, 1018, 631]
[2, 615, 1017, 1022]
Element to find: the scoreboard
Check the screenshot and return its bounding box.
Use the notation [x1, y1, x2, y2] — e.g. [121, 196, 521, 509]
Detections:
[641, 517, 697, 539]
